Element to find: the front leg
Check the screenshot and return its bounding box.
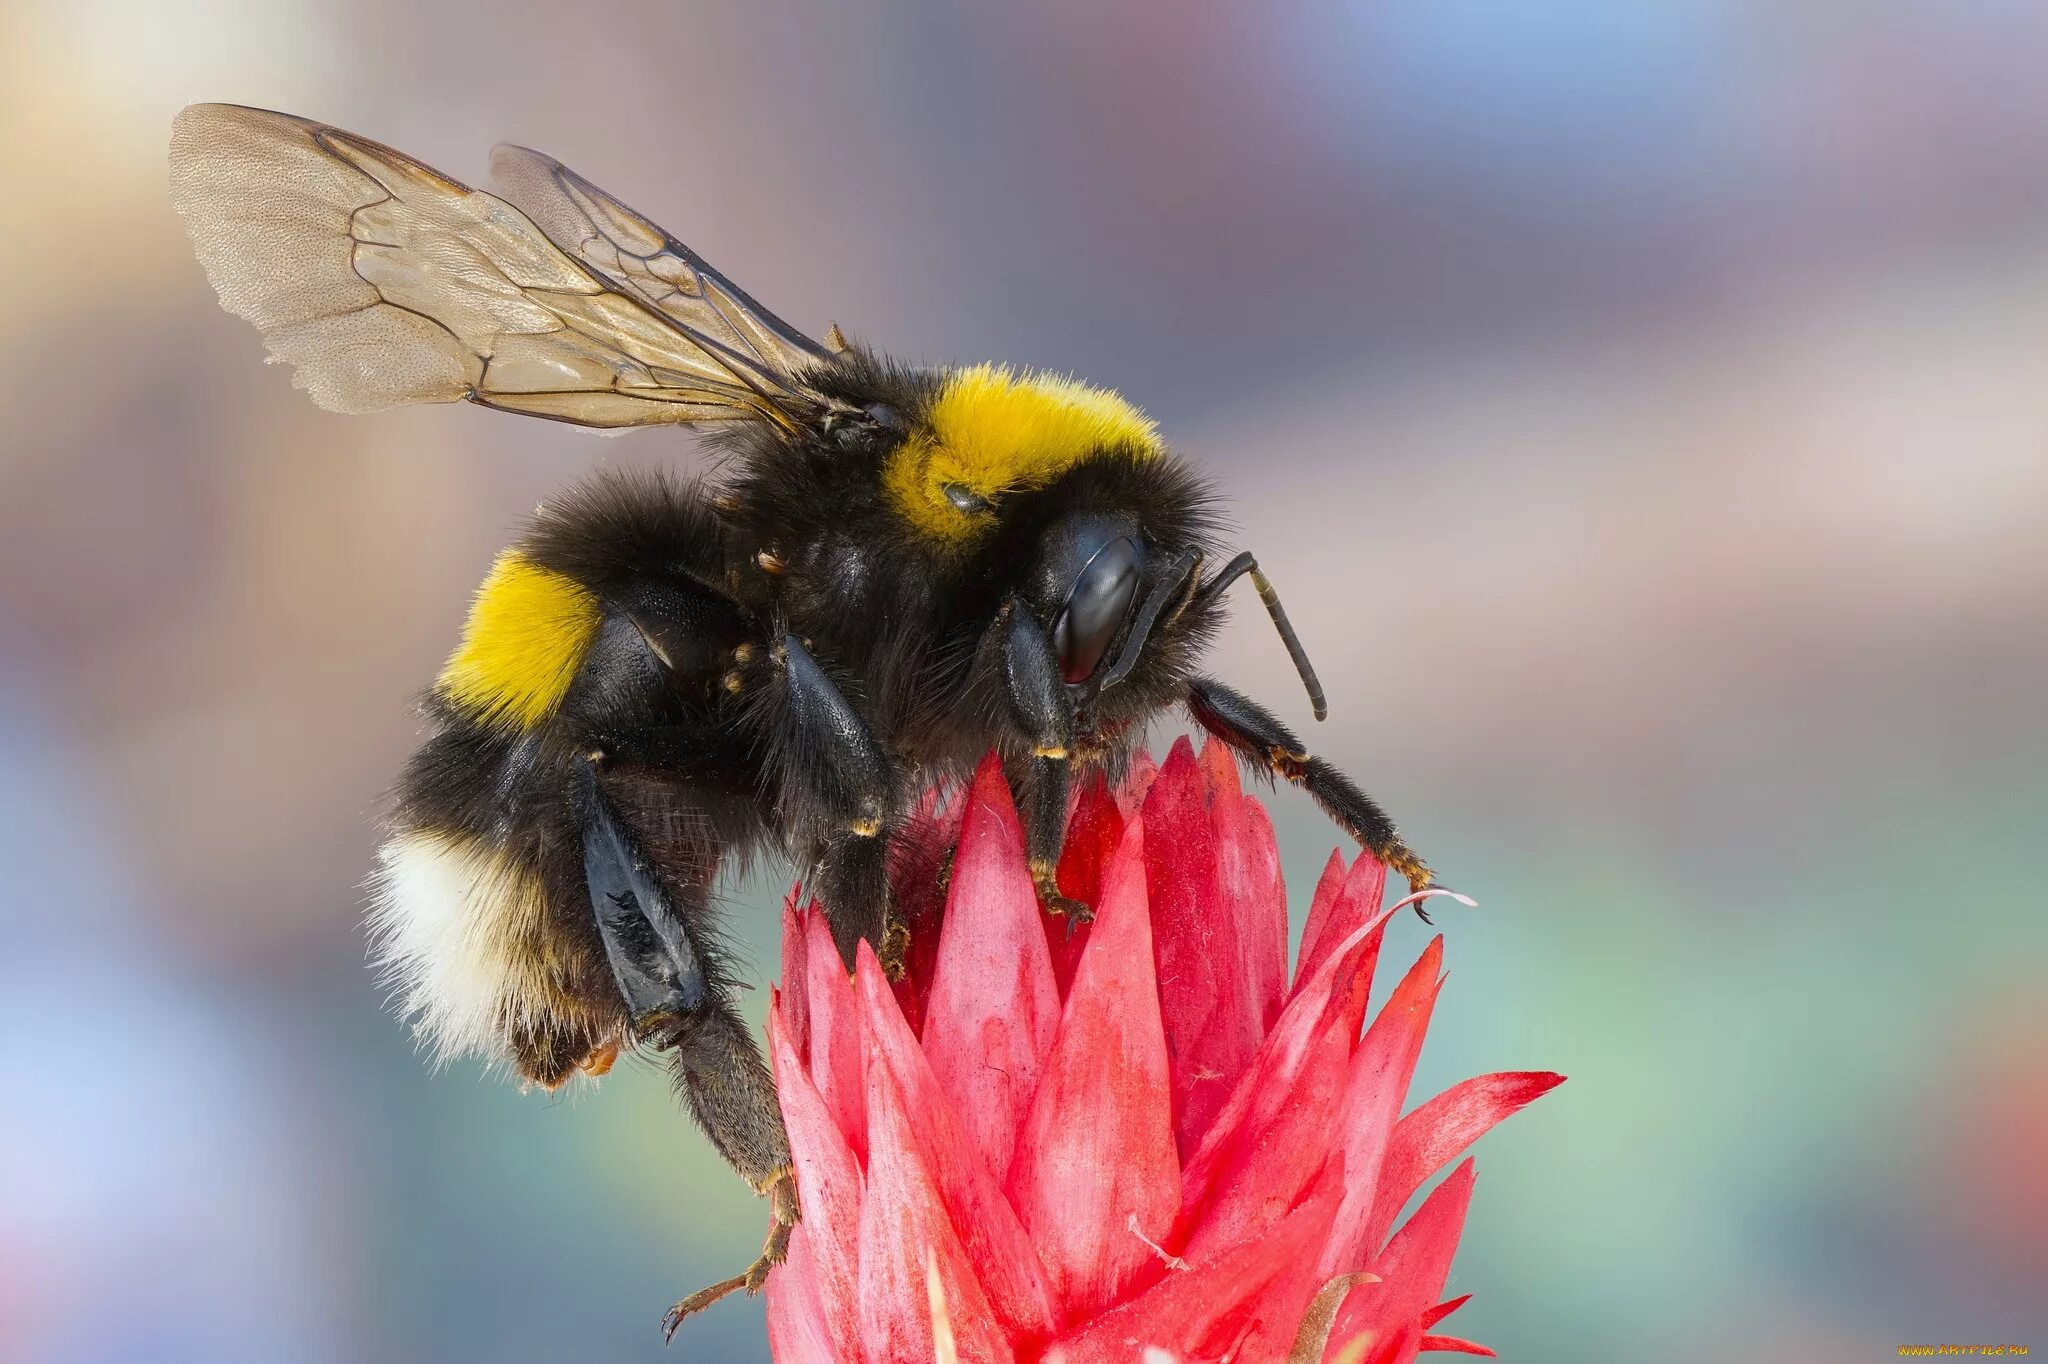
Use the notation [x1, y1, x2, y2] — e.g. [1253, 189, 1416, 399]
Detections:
[761, 634, 904, 971]
[989, 598, 1090, 922]
[1185, 676, 1437, 905]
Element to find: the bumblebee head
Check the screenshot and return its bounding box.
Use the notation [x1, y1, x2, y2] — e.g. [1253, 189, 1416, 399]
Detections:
[1004, 487, 1215, 744]
[849, 358, 1327, 748]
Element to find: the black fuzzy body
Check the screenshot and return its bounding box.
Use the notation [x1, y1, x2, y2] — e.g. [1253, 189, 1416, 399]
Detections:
[386, 351, 1226, 1185]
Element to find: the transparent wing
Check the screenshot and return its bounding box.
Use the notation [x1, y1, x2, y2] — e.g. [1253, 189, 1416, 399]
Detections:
[490, 142, 836, 382]
[168, 103, 820, 430]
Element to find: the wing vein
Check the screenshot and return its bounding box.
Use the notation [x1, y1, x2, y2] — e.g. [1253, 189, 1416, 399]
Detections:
[170, 102, 838, 432]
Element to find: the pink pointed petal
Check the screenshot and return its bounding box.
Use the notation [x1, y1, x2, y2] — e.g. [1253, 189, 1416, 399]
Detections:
[1175, 942, 1374, 1265]
[1177, 949, 1351, 1232]
[1145, 738, 1258, 1155]
[1297, 852, 1389, 1018]
[1336, 854, 1395, 1036]
[1296, 849, 1349, 990]
[764, 1227, 841, 1364]
[1046, 1181, 1336, 1364]
[1045, 773, 1124, 995]
[1007, 816, 1181, 1321]
[1225, 1177, 1373, 1362]
[1317, 939, 1446, 1279]
[769, 1003, 864, 1364]
[857, 1043, 1016, 1364]
[1175, 895, 1404, 1237]
[1331, 924, 1386, 1050]
[803, 908, 867, 1162]
[856, 945, 1060, 1342]
[921, 757, 1061, 1183]
[1176, 1030, 1349, 1267]
[1364, 1071, 1565, 1251]
[1238, 934, 1481, 1364]
[1419, 1335, 1495, 1357]
[1201, 739, 1289, 1034]
[1420, 1294, 1472, 1329]
[1295, 851, 1394, 1068]
[1327, 1161, 1478, 1360]
[780, 898, 811, 1062]
[1374, 1158, 1476, 1301]
[1114, 748, 1159, 816]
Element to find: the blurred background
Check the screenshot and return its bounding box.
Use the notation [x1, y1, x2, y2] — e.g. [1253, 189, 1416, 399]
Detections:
[2, 0, 2044, 1359]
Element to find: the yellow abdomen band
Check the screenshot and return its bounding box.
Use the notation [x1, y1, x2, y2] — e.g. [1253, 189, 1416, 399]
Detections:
[436, 552, 601, 729]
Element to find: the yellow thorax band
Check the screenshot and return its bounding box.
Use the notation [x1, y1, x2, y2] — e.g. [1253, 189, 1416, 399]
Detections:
[884, 364, 1162, 543]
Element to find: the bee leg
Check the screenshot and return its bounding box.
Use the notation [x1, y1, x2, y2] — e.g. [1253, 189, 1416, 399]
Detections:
[990, 598, 1088, 924]
[662, 1170, 799, 1341]
[657, 1027, 799, 1339]
[664, 996, 791, 1210]
[1020, 756, 1088, 929]
[1185, 676, 1437, 907]
[813, 825, 910, 976]
[579, 771, 710, 1035]
[771, 635, 904, 972]
[578, 769, 795, 1333]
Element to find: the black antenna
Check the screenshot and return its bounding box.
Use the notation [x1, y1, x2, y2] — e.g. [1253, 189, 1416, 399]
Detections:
[1197, 551, 1328, 720]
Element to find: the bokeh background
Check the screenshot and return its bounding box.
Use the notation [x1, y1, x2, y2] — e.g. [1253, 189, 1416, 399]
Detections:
[3, 1, 2044, 1360]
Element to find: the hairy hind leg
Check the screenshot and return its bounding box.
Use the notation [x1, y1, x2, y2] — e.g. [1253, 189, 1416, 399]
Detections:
[579, 762, 795, 1334]
[658, 1000, 796, 1339]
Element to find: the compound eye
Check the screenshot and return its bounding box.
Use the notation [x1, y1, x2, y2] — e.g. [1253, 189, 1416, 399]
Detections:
[1051, 536, 1141, 683]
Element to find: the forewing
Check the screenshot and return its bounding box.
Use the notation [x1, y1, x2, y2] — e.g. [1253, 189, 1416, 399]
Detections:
[491, 142, 836, 382]
[168, 103, 813, 429]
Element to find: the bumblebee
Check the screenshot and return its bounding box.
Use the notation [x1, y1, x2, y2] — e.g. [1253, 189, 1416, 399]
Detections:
[168, 103, 1439, 1328]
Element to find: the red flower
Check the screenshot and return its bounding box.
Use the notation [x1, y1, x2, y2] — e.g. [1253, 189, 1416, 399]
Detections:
[765, 740, 1561, 1364]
